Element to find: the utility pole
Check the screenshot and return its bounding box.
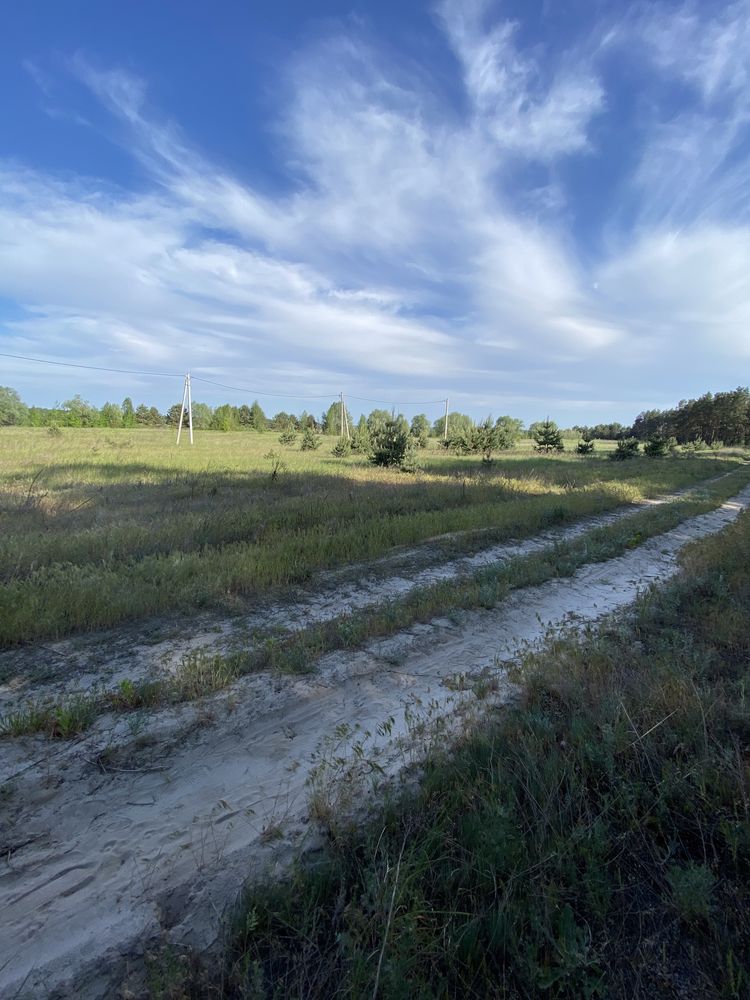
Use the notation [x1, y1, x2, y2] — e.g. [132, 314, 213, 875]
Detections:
[443, 398, 449, 441]
[340, 391, 345, 438]
[176, 373, 194, 445]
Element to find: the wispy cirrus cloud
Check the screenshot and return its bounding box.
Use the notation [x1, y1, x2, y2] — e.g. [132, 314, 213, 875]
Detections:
[2, 0, 750, 420]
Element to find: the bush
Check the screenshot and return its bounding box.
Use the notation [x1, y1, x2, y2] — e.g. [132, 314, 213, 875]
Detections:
[533, 419, 565, 453]
[278, 429, 297, 446]
[263, 450, 287, 481]
[331, 438, 351, 458]
[370, 419, 421, 472]
[610, 438, 640, 460]
[398, 438, 422, 474]
[300, 426, 320, 451]
[644, 435, 668, 457]
[682, 438, 708, 454]
[576, 439, 594, 455]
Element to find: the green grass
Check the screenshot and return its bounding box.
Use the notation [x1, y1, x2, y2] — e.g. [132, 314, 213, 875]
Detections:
[5, 466, 748, 740]
[210, 490, 750, 999]
[0, 428, 742, 646]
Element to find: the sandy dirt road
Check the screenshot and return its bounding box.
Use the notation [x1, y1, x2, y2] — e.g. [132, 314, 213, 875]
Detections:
[1, 485, 748, 998]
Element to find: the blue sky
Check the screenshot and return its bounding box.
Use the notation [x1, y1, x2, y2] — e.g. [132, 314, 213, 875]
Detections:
[1, 0, 749, 425]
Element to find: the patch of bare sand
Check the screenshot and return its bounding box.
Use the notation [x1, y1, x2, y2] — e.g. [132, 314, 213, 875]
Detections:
[0, 487, 748, 998]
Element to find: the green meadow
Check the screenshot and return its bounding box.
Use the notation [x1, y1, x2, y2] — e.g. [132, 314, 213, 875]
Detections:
[0, 427, 739, 645]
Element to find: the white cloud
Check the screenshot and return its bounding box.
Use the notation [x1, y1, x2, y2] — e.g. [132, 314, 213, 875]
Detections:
[438, 0, 604, 159]
[4, 0, 750, 422]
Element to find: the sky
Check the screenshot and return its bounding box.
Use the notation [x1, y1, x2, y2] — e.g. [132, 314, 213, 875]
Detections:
[1, 0, 750, 426]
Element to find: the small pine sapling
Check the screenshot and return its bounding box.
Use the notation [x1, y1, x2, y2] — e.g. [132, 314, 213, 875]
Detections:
[300, 426, 320, 451]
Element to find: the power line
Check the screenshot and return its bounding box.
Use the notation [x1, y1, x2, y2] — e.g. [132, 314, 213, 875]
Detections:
[0, 351, 180, 379]
[348, 393, 448, 406]
[190, 376, 334, 401]
[1, 351, 449, 409]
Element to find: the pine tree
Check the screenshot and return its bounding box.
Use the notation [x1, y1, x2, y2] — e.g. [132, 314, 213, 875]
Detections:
[533, 418, 564, 453]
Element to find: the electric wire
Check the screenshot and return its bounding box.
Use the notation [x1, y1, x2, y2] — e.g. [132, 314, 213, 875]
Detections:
[190, 375, 334, 400]
[0, 351, 180, 378]
[1, 352, 449, 409]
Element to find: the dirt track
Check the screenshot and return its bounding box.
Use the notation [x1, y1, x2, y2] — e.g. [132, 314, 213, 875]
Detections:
[0, 477, 725, 715]
[1, 485, 749, 999]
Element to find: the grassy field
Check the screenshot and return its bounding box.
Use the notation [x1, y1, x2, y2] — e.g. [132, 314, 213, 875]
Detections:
[207, 502, 750, 1000]
[0, 428, 743, 646]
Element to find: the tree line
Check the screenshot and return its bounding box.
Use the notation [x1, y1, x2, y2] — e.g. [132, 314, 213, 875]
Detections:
[0, 386, 483, 437]
[3, 384, 750, 447]
[629, 387, 750, 446]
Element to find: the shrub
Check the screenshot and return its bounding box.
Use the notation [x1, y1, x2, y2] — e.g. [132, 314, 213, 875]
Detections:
[300, 427, 320, 451]
[533, 419, 565, 453]
[644, 435, 668, 457]
[667, 863, 716, 923]
[576, 439, 594, 455]
[263, 450, 287, 481]
[278, 429, 297, 446]
[398, 438, 422, 474]
[370, 419, 421, 472]
[332, 438, 351, 458]
[682, 438, 708, 454]
[610, 438, 640, 460]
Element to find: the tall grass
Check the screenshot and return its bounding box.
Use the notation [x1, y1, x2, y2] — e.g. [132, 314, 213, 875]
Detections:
[6, 469, 747, 759]
[0, 428, 742, 645]
[215, 509, 750, 999]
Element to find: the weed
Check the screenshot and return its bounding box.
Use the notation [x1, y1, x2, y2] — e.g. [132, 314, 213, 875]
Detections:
[666, 862, 716, 923]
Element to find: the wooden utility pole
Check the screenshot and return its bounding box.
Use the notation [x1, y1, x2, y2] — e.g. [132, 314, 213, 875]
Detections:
[443, 398, 449, 441]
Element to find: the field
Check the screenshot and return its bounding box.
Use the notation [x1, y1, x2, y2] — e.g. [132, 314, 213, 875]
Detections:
[1, 427, 749, 999]
[0, 427, 735, 645]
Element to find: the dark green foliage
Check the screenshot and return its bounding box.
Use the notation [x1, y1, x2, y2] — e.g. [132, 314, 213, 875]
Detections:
[533, 418, 565, 453]
[225, 509, 750, 1000]
[398, 437, 422, 473]
[278, 429, 297, 446]
[447, 416, 521, 462]
[370, 418, 411, 468]
[573, 421, 628, 440]
[300, 426, 320, 451]
[643, 434, 668, 457]
[632, 386, 750, 445]
[576, 439, 595, 454]
[331, 438, 351, 458]
[373, 421, 420, 472]
[472, 416, 500, 464]
[610, 438, 640, 461]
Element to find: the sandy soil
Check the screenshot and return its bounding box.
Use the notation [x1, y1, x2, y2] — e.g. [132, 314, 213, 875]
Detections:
[1, 485, 748, 999]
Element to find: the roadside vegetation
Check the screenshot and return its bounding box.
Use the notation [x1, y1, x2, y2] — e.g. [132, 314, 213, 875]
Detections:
[210, 495, 750, 999]
[0, 428, 742, 645]
[4, 464, 748, 739]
